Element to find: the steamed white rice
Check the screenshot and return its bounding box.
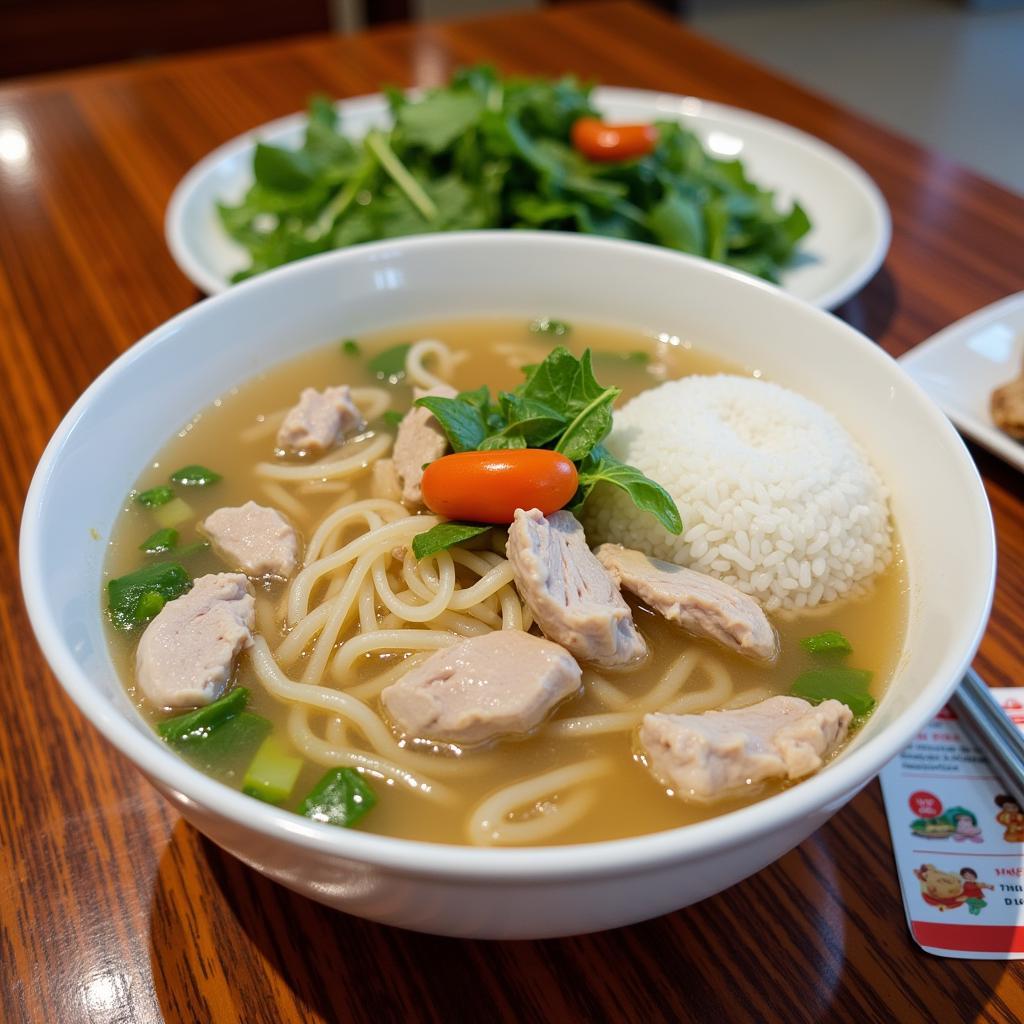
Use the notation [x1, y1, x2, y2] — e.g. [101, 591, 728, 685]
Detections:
[584, 375, 893, 612]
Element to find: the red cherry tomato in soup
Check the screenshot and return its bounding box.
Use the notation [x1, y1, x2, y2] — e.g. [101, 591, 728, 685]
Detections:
[421, 450, 579, 524]
[571, 117, 658, 162]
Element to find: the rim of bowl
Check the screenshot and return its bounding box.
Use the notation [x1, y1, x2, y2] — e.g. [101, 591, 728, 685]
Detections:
[21, 232, 994, 883]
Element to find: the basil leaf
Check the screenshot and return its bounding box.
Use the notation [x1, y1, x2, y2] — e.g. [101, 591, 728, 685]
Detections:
[414, 396, 486, 452]
[555, 389, 617, 462]
[412, 522, 491, 559]
[648, 190, 705, 255]
[478, 433, 528, 450]
[791, 668, 875, 717]
[573, 447, 682, 535]
[368, 342, 412, 382]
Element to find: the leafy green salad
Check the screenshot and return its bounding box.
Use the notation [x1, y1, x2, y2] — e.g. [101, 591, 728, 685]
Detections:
[218, 66, 811, 284]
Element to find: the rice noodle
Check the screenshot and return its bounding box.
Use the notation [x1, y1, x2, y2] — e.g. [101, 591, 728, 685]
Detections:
[467, 760, 611, 846]
[256, 432, 392, 482]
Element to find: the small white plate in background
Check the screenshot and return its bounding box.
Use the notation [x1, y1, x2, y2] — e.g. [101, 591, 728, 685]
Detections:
[898, 292, 1024, 473]
[165, 87, 891, 307]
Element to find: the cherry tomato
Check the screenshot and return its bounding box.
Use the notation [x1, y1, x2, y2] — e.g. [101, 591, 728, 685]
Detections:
[421, 449, 579, 524]
[571, 117, 658, 162]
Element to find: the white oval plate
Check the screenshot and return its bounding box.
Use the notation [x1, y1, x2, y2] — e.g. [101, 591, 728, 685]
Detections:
[166, 86, 891, 307]
[899, 292, 1024, 473]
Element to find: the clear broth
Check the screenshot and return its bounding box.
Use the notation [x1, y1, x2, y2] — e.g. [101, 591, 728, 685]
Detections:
[104, 318, 908, 845]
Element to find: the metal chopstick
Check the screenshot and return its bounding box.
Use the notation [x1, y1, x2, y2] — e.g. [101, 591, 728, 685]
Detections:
[949, 667, 1024, 807]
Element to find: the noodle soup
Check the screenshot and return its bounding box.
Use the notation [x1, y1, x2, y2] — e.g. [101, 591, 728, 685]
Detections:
[104, 318, 907, 846]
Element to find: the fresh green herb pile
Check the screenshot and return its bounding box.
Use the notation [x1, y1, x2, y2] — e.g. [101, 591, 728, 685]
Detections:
[409, 344, 682, 558]
[219, 66, 811, 284]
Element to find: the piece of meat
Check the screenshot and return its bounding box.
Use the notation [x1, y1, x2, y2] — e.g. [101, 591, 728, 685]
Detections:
[639, 695, 852, 803]
[136, 572, 255, 709]
[596, 544, 778, 662]
[276, 385, 364, 454]
[393, 384, 456, 505]
[381, 630, 581, 745]
[506, 508, 647, 669]
[371, 457, 403, 502]
[992, 361, 1024, 440]
[200, 501, 299, 578]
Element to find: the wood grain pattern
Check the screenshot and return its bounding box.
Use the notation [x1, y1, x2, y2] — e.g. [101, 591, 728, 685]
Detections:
[2, 3, 1023, 1021]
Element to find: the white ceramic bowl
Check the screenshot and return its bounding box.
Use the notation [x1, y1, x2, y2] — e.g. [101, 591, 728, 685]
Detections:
[21, 233, 994, 939]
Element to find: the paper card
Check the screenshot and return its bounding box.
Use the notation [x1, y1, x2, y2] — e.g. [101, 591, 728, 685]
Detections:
[879, 689, 1024, 959]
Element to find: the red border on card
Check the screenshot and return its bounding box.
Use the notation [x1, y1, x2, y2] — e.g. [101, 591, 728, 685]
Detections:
[913, 922, 1024, 953]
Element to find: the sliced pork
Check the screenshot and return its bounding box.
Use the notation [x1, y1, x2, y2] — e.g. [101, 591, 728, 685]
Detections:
[276, 385, 364, 454]
[136, 573, 255, 709]
[200, 501, 299, 579]
[639, 695, 852, 803]
[596, 544, 778, 662]
[371, 457, 403, 503]
[381, 630, 581, 745]
[506, 509, 647, 669]
[393, 384, 456, 505]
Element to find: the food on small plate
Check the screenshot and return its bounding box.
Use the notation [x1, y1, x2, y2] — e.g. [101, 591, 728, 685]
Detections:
[103, 319, 903, 846]
[991, 357, 1024, 440]
[217, 67, 811, 286]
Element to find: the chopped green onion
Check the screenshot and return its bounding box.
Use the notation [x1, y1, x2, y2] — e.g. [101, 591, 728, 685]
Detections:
[139, 527, 178, 554]
[136, 485, 174, 508]
[158, 687, 250, 745]
[242, 734, 304, 804]
[381, 409, 404, 428]
[300, 767, 377, 827]
[170, 464, 222, 487]
[153, 497, 194, 529]
[799, 630, 853, 657]
[529, 318, 571, 337]
[367, 342, 412, 383]
[158, 688, 271, 773]
[342, 338, 361, 356]
[175, 540, 211, 559]
[108, 561, 191, 630]
[791, 667, 875, 717]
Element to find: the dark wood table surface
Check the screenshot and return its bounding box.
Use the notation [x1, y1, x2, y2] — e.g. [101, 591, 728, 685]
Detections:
[2, 3, 1023, 1021]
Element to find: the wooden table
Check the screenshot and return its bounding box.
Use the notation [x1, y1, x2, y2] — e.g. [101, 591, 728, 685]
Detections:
[2, 3, 1023, 1020]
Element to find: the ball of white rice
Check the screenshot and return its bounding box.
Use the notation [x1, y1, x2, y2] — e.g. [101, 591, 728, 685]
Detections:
[583, 375, 893, 612]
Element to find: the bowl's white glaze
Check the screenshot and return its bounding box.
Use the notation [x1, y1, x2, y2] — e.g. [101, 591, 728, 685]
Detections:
[21, 233, 993, 938]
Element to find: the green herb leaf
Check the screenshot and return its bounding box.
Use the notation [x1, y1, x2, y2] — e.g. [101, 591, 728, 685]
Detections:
[791, 667, 875, 716]
[529, 318, 572, 337]
[301, 767, 377, 827]
[342, 338, 361, 356]
[648, 190, 705, 255]
[253, 143, 318, 193]
[397, 90, 484, 153]
[573, 447, 682, 535]
[170, 464, 222, 487]
[414, 396, 486, 452]
[175, 540, 211, 559]
[412, 522, 492, 559]
[381, 409, 404, 428]
[368, 342, 412, 383]
[139, 528, 178, 554]
[108, 562, 191, 630]
[136, 485, 174, 508]
[800, 630, 853, 657]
